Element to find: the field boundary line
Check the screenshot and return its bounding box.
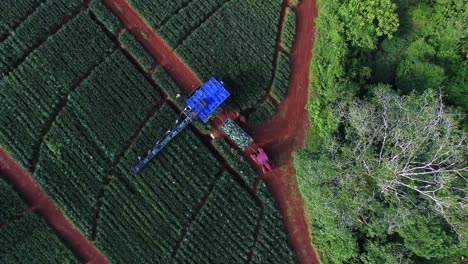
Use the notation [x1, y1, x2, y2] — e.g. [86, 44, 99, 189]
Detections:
[30, 48, 118, 174]
[246, 205, 264, 263]
[157, 0, 196, 30]
[1, 5, 86, 76]
[0, 0, 49, 43]
[241, 0, 290, 117]
[172, 0, 233, 50]
[89, 95, 166, 241]
[0, 207, 33, 231]
[0, 149, 109, 263]
[169, 168, 225, 259]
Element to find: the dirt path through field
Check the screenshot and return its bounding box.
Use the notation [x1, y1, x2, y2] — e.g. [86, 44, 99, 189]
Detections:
[252, 0, 319, 263]
[0, 149, 108, 264]
[101, 0, 318, 263]
[101, 0, 202, 92]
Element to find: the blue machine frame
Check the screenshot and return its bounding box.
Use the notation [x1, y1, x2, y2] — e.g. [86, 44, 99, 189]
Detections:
[186, 77, 230, 122]
[131, 77, 229, 173]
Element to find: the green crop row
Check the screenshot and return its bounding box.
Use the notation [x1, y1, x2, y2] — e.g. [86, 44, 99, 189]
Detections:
[0, 212, 78, 263]
[253, 182, 297, 263]
[272, 51, 291, 100]
[95, 105, 223, 262]
[281, 8, 297, 53]
[0, 0, 44, 40]
[34, 50, 163, 238]
[68, 50, 161, 159]
[0, 11, 115, 170]
[0, 175, 28, 225]
[127, 0, 189, 30]
[118, 30, 155, 71]
[248, 99, 278, 126]
[171, 0, 282, 111]
[157, 0, 226, 47]
[212, 138, 257, 187]
[0, 0, 81, 76]
[35, 115, 110, 238]
[90, 0, 121, 34]
[173, 172, 259, 263]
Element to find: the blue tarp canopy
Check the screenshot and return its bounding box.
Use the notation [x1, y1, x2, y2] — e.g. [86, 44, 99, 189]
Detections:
[186, 77, 230, 122]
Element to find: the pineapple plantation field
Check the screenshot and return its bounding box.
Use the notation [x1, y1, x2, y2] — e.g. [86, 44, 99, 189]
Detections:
[0, 0, 302, 262]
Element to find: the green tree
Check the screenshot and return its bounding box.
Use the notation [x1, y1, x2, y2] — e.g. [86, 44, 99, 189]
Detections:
[342, 0, 399, 49]
[296, 86, 467, 263]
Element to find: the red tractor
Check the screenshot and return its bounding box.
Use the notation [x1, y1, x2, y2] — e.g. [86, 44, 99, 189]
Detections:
[250, 148, 273, 172]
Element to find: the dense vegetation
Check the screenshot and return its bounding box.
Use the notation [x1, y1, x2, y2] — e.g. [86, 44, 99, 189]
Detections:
[296, 0, 467, 263]
[0, 212, 79, 263]
[0, 176, 78, 263]
[0, 1, 298, 262]
[0, 174, 28, 224]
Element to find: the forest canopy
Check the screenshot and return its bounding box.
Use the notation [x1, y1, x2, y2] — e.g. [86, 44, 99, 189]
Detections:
[297, 0, 467, 263]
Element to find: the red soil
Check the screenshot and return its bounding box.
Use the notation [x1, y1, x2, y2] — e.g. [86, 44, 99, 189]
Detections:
[253, 0, 319, 262]
[102, 0, 319, 263]
[100, 0, 202, 91]
[0, 149, 108, 264]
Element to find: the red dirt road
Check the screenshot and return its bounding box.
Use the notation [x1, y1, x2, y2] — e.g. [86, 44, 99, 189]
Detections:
[102, 0, 319, 263]
[0, 149, 108, 264]
[101, 0, 202, 91]
[252, 0, 319, 263]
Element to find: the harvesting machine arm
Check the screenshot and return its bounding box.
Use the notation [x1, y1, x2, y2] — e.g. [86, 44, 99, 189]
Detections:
[130, 77, 230, 173]
[131, 108, 197, 173]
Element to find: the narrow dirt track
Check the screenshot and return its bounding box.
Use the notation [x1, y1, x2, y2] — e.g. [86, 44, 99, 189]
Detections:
[252, 0, 319, 263]
[0, 149, 108, 264]
[101, 0, 202, 92]
[102, 1, 319, 263]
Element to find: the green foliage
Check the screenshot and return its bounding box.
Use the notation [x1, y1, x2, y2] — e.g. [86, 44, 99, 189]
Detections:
[341, 0, 399, 49]
[396, 59, 446, 93]
[0, 175, 28, 225]
[0, 0, 81, 75]
[0, 213, 79, 263]
[374, 0, 467, 108]
[153, 67, 188, 107]
[0, 0, 43, 39]
[118, 30, 155, 71]
[297, 87, 467, 263]
[399, 215, 464, 259]
[281, 8, 297, 52]
[305, 2, 467, 260]
[173, 173, 259, 263]
[254, 182, 298, 263]
[272, 52, 291, 101]
[248, 99, 278, 126]
[0, 11, 115, 170]
[90, 0, 121, 34]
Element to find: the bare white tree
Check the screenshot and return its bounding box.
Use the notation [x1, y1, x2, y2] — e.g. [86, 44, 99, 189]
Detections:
[338, 87, 467, 239]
